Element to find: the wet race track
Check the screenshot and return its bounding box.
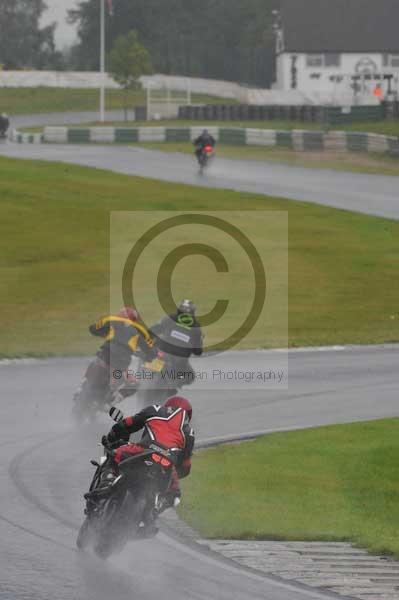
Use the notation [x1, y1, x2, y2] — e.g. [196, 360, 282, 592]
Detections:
[1, 140, 399, 220]
[1, 125, 399, 598]
[1, 346, 398, 600]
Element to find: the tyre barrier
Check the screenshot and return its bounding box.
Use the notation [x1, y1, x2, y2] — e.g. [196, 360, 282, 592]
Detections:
[179, 104, 388, 124]
[10, 131, 44, 144]
[9, 126, 399, 158]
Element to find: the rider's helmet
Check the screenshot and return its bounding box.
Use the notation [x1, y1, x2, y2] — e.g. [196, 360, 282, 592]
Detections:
[177, 299, 196, 316]
[164, 396, 193, 421]
[118, 306, 140, 321]
[203, 129, 208, 135]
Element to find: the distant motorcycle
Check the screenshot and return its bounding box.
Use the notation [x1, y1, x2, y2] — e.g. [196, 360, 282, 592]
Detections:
[196, 144, 215, 173]
[77, 408, 174, 558]
[0, 114, 9, 139]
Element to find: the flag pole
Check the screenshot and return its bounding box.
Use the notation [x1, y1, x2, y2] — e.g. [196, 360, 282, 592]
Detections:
[100, 0, 105, 122]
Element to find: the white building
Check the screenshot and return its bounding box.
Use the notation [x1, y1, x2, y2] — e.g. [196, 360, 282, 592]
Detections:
[274, 0, 399, 105]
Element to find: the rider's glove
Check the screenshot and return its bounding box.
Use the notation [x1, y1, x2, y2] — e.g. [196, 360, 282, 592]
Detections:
[103, 430, 118, 446]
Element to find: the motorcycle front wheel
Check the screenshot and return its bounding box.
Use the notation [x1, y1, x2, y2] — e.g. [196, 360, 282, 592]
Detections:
[94, 494, 121, 555]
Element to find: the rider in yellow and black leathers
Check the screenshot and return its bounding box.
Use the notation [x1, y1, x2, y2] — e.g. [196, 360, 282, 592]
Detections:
[90, 307, 156, 374]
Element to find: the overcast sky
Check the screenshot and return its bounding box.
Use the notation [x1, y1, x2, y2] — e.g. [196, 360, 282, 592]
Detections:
[42, 0, 79, 48]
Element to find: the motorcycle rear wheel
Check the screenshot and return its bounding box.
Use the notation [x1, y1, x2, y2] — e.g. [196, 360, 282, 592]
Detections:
[72, 380, 101, 424]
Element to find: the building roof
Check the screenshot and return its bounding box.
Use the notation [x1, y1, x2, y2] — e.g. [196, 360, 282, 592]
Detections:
[281, 0, 399, 53]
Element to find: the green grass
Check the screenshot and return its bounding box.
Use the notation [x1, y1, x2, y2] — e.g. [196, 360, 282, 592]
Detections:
[1, 156, 398, 357]
[180, 419, 399, 557]
[0, 87, 232, 115]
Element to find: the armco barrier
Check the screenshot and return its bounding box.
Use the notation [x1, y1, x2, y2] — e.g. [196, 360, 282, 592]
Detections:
[9, 130, 43, 144]
[346, 132, 369, 153]
[324, 131, 348, 152]
[10, 126, 399, 159]
[276, 131, 293, 149]
[115, 128, 138, 143]
[245, 129, 276, 146]
[388, 137, 399, 156]
[302, 131, 324, 152]
[166, 128, 191, 142]
[68, 129, 90, 143]
[219, 128, 246, 145]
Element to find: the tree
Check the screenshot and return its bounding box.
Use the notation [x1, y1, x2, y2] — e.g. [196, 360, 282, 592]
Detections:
[108, 30, 152, 120]
[69, 0, 279, 87]
[0, 0, 58, 69]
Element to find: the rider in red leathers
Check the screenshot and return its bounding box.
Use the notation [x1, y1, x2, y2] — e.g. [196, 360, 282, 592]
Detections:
[103, 396, 194, 528]
[193, 129, 216, 164]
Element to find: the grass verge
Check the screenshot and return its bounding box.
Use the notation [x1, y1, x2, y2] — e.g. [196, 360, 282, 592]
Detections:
[180, 419, 399, 557]
[0, 88, 231, 116]
[1, 156, 398, 357]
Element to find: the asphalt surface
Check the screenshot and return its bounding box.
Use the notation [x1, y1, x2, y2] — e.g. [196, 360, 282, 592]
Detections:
[1, 141, 398, 220]
[1, 346, 398, 600]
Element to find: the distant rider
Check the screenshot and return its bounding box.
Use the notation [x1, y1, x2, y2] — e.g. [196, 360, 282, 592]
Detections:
[150, 299, 203, 389]
[193, 129, 216, 162]
[0, 113, 9, 137]
[102, 396, 195, 535]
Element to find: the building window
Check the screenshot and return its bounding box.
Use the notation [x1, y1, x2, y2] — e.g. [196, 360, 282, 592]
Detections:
[306, 54, 341, 68]
[383, 54, 399, 68]
[325, 53, 341, 67]
[306, 54, 323, 67]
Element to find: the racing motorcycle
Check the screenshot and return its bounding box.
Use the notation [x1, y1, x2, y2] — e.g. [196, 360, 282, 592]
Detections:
[72, 351, 188, 422]
[111, 351, 191, 410]
[71, 358, 129, 423]
[135, 351, 184, 407]
[0, 113, 9, 139]
[77, 407, 174, 558]
[196, 144, 215, 174]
